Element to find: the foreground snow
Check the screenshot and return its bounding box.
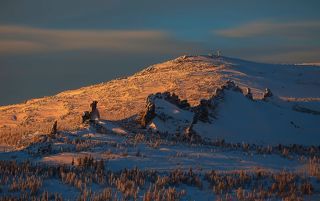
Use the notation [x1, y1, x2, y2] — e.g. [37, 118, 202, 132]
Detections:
[0, 127, 319, 200]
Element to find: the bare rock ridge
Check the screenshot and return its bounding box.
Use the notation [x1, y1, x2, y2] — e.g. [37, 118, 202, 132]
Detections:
[138, 80, 264, 132]
[138, 92, 190, 128]
[139, 80, 248, 128]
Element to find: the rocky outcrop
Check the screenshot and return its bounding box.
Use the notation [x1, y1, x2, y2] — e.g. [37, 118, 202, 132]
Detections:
[245, 87, 253, 100]
[192, 80, 243, 123]
[174, 55, 192, 63]
[82, 101, 100, 124]
[138, 92, 191, 128]
[90, 101, 100, 121]
[263, 88, 273, 100]
[82, 111, 90, 123]
[49, 120, 58, 137]
[139, 98, 156, 128]
[151, 92, 190, 109]
[138, 81, 277, 136]
[222, 80, 243, 93]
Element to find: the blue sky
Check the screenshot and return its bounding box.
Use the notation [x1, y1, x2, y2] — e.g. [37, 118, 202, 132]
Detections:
[0, 0, 319, 105]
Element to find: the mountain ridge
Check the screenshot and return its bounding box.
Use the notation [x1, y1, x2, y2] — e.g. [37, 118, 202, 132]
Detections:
[1, 55, 319, 145]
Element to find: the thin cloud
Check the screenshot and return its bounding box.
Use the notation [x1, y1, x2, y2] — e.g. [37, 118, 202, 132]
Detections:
[222, 45, 320, 63]
[215, 20, 320, 39]
[0, 40, 45, 54]
[253, 48, 320, 63]
[0, 25, 198, 55]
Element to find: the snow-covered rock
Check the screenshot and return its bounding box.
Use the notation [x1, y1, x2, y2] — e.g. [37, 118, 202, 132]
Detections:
[142, 81, 320, 145]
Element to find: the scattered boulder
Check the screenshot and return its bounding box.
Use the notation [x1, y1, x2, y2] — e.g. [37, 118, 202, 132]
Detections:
[245, 87, 253, 100]
[82, 111, 90, 123]
[11, 115, 17, 121]
[263, 88, 273, 100]
[214, 87, 223, 97]
[224, 80, 243, 93]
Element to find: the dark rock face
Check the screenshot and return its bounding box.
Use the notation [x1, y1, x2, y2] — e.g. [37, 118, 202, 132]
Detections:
[11, 115, 17, 121]
[192, 80, 243, 123]
[193, 99, 210, 123]
[139, 92, 191, 128]
[139, 98, 156, 128]
[263, 88, 273, 100]
[152, 92, 190, 109]
[82, 111, 90, 123]
[50, 120, 58, 136]
[90, 101, 100, 121]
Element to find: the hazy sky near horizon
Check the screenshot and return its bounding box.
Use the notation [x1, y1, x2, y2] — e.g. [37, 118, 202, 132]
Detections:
[1, 0, 320, 105]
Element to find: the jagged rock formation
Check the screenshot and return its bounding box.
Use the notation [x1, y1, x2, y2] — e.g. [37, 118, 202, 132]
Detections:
[138, 92, 191, 128]
[81, 101, 105, 134]
[49, 120, 58, 137]
[138, 98, 156, 128]
[190, 80, 243, 126]
[82, 100, 100, 124]
[151, 92, 190, 109]
[196, 80, 243, 113]
[263, 88, 273, 100]
[89, 101, 100, 121]
[142, 81, 246, 135]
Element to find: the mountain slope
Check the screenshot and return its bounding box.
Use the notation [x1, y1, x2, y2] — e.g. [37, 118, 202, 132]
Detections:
[0, 55, 319, 145]
[193, 86, 320, 145]
[145, 81, 320, 145]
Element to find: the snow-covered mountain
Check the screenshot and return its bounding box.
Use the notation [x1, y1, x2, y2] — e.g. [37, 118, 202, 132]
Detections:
[0, 55, 319, 146]
[1, 55, 320, 201]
